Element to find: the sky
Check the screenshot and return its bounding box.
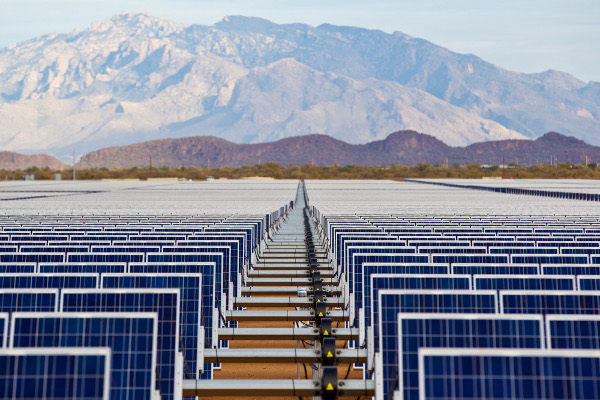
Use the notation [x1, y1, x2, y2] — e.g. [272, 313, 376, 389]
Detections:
[1, 0, 599, 82]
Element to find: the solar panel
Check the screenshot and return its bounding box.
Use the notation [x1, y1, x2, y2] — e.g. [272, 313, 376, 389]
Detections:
[0, 313, 7, 347]
[0, 347, 110, 399]
[501, 290, 600, 314]
[145, 253, 223, 299]
[128, 262, 217, 346]
[452, 263, 539, 275]
[360, 264, 450, 324]
[419, 349, 600, 400]
[101, 273, 208, 379]
[578, 276, 600, 291]
[38, 263, 126, 274]
[0, 289, 58, 313]
[547, 315, 600, 349]
[542, 264, 600, 276]
[365, 273, 469, 335]
[392, 314, 544, 400]
[0, 264, 35, 273]
[474, 274, 575, 291]
[10, 312, 157, 400]
[60, 289, 180, 400]
[377, 290, 497, 400]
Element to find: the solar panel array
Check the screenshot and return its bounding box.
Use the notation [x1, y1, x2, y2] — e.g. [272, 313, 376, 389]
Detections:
[0, 180, 296, 399]
[305, 179, 600, 399]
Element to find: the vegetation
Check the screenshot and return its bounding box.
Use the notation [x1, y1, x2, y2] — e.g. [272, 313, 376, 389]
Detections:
[2, 162, 600, 181]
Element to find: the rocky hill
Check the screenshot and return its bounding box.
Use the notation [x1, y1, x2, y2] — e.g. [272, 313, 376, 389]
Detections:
[0, 151, 65, 170]
[78, 130, 599, 168]
[5, 13, 600, 158]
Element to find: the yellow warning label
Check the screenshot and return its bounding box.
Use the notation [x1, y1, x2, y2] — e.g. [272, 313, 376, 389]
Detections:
[326, 383, 334, 391]
[323, 330, 329, 335]
[326, 351, 333, 358]
[318, 312, 324, 317]
[317, 299, 321, 302]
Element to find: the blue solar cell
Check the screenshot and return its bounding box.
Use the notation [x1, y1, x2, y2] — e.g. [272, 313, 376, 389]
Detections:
[474, 275, 575, 291]
[452, 264, 539, 275]
[547, 316, 600, 349]
[501, 291, 600, 314]
[61, 289, 179, 400]
[419, 349, 600, 400]
[432, 255, 509, 264]
[579, 277, 600, 291]
[513, 255, 589, 264]
[542, 264, 600, 276]
[0, 274, 98, 291]
[11, 312, 157, 400]
[377, 290, 497, 400]
[0, 253, 64, 263]
[0, 264, 35, 273]
[38, 263, 126, 274]
[0, 348, 110, 399]
[101, 273, 208, 379]
[67, 253, 144, 264]
[392, 314, 544, 400]
[0, 289, 58, 313]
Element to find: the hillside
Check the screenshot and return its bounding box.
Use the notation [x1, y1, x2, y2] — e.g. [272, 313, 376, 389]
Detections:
[77, 130, 599, 168]
[0, 151, 65, 170]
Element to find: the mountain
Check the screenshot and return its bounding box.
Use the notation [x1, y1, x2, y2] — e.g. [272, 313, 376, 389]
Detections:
[0, 151, 65, 170]
[77, 130, 598, 168]
[1, 13, 598, 158]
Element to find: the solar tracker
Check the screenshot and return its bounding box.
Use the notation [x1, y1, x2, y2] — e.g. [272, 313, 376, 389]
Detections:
[10, 312, 157, 400]
[391, 314, 544, 400]
[0, 347, 111, 399]
[61, 289, 180, 400]
[474, 274, 575, 291]
[501, 290, 600, 314]
[419, 349, 600, 400]
[101, 273, 207, 379]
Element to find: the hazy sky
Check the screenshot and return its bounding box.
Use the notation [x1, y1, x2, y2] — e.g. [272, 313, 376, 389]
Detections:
[2, 0, 599, 82]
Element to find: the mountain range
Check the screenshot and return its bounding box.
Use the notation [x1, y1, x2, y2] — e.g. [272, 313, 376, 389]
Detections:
[77, 130, 599, 169]
[1, 12, 599, 159]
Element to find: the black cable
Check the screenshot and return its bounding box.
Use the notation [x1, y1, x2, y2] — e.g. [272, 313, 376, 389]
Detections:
[214, 292, 228, 326]
[179, 336, 194, 379]
[155, 366, 163, 397]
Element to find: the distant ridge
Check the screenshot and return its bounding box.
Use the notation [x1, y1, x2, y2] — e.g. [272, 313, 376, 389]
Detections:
[0, 151, 65, 170]
[78, 131, 598, 168]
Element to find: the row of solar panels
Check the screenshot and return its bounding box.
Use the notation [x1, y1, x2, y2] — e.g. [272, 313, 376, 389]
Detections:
[405, 178, 600, 201]
[314, 209, 600, 399]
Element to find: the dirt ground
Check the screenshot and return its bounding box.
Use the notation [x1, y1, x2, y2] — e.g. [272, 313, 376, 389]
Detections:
[204, 302, 370, 400]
